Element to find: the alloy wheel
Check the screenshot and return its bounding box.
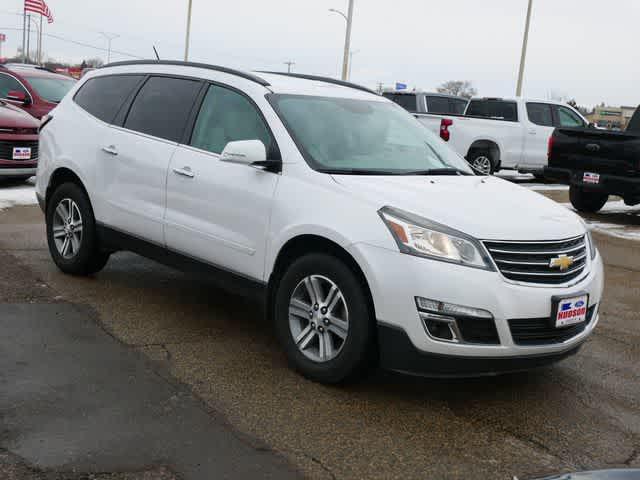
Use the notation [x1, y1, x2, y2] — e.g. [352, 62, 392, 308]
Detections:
[52, 198, 83, 259]
[288, 275, 349, 362]
[471, 156, 492, 175]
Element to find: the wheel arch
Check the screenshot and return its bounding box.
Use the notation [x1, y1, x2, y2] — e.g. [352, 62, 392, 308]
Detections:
[266, 234, 377, 327]
[466, 139, 502, 168]
[45, 167, 91, 209]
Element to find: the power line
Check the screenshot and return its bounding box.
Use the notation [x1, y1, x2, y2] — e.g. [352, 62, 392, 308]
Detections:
[0, 27, 144, 59]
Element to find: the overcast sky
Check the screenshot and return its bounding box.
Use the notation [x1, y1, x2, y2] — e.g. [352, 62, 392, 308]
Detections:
[1, 0, 638, 107]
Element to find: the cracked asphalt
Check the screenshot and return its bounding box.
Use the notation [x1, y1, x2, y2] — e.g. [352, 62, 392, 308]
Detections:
[1, 202, 639, 480]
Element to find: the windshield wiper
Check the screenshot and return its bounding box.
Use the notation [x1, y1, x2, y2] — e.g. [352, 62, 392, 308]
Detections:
[404, 168, 474, 176]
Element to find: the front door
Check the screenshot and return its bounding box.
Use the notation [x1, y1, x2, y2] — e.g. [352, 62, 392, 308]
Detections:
[165, 83, 279, 281]
[522, 102, 555, 169]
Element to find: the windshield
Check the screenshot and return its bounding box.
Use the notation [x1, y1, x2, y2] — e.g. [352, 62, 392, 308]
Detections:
[24, 76, 76, 103]
[269, 94, 473, 175]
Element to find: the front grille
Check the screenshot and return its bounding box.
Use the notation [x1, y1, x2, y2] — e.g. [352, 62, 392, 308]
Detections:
[483, 236, 588, 285]
[0, 140, 39, 161]
[457, 317, 500, 345]
[509, 305, 596, 346]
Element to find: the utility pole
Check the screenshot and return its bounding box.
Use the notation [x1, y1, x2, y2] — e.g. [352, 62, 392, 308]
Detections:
[284, 61, 295, 73]
[26, 15, 31, 62]
[348, 49, 359, 79]
[21, 11, 26, 63]
[516, 0, 533, 97]
[184, 0, 193, 61]
[100, 32, 120, 64]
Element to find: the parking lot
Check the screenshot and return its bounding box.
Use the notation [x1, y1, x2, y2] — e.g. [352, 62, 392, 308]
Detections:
[1, 177, 639, 480]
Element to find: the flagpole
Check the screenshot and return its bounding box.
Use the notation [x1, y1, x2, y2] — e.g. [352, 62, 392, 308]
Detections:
[22, 9, 27, 63]
[38, 14, 43, 64]
[26, 14, 31, 63]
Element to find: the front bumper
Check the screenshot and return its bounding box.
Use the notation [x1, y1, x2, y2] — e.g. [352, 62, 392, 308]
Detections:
[348, 242, 604, 375]
[0, 167, 37, 177]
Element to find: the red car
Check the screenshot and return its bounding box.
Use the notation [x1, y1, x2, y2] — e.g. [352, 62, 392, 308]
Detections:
[0, 64, 76, 119]
[0, 99, 39, 180]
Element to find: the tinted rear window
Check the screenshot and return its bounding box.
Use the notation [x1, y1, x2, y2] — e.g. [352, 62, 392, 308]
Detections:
[383, 93, 418, 112]
[124, 76, 201, 142]
[450, 98, 468, 114]
[466, 100, 518, 122]
[74, 75, 143, 124]
[426, 96, 451, 114]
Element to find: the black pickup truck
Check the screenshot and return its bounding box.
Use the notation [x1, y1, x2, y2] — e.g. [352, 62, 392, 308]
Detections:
[545, 106, 640, 213]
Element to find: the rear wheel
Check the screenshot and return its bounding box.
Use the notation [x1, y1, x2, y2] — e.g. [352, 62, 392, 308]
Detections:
[569, 185, 608, 213]
[274, 253, 376, 384]
[467, 150, 496, 175]
[46, 182, 110, 275]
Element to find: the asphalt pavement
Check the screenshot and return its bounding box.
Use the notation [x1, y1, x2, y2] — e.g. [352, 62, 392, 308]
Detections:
[1, 202, 639, 480]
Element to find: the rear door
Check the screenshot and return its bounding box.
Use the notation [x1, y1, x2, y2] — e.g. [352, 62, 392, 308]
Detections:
[522, 102, 556, 168]
[98, 75, 202, 244]
[165, 82, 279, 281]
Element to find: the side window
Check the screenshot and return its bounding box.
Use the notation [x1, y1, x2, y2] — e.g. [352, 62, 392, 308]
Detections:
[0, 74, 27, 98]
[124, 76, 201, 142]
[526, 103, 554, 127]
[450, 98, 468, 115]
[555, 106, 584, 128]
[467, 100, 518, 122]
[426, 96, 451, 114]
[190, 84, 273, 155]
[74, 75, 143, 124]
[385, 94, 418, 113]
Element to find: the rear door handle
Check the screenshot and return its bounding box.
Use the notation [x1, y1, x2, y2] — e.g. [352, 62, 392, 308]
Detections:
[101, 145, 118, 156]
[173, 166, 195, 178]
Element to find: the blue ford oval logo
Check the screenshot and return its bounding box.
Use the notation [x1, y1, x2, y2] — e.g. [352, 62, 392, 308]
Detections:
[575, 300, 585, 308]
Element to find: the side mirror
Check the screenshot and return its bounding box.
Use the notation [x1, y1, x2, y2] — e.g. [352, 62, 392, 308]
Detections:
[220, 140, 281, 172]
[7, 90, 30, 106]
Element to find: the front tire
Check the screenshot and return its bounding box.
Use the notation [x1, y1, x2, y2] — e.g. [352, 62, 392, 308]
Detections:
[274, 253, 376, 384]
[46, 182, 110, 275]
[569, 185, 608, 213]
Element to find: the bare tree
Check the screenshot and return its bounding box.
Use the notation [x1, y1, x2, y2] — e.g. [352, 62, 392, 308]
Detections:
[83, 58, 104, 68]
[436, 80, 477, 99]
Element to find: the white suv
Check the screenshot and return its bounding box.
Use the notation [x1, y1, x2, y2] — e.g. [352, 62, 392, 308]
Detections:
[36, 61, 604, 384]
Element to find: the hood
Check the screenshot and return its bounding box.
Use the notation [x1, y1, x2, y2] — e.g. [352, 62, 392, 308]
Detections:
[0, 102, 40, 130]
[332, 175, 585, 241]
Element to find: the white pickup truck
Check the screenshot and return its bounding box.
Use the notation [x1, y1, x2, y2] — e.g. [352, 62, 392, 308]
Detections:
[383, 93, 590, 175]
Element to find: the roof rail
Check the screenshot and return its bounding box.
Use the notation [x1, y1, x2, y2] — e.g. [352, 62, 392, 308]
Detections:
[257, 71, 378, 95]
[100, 60, 271, 87]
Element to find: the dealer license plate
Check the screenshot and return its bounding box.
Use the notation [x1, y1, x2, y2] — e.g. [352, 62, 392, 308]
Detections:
[554, 294, 589, 328]
[583, 172, 600, 184]
[12, 147, 31, 160]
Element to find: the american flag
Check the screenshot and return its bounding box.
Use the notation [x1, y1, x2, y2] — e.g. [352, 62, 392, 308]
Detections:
[24, 0, 54, 24]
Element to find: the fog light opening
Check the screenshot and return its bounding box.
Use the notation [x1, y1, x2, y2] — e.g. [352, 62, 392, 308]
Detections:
[421, 313, 461, 343]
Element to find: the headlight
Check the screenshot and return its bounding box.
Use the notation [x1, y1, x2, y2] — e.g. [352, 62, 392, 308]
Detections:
[586, 228, 597, 260]
[379, 206, 494, 270]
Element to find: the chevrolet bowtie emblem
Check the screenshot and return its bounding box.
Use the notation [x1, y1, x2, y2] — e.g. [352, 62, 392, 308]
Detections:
[549, 254, 575, 271]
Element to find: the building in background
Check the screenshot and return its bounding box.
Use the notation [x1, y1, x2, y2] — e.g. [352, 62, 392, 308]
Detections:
[621, 106, 636, 129]
[587, 105, 625, 130]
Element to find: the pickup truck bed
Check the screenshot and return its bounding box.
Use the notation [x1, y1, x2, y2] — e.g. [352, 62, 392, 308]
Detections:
[545, 106, 640, 212]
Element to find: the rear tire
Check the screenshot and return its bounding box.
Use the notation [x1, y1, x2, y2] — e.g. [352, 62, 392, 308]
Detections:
[467, 150, 496, 175]
[274, 253, 376, 384]
[569, 185, 608, 213]
[46, 182, 110, 275]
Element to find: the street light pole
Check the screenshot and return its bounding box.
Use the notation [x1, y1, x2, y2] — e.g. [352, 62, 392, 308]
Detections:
[284, 61, 295, 73]
[100, 32, 120, 64]
[184, 0, 193, 61]
[342, 0, 355, 81]
[329, 0, 355, 81]
[516, 0, 533, 97]
[348, 50, 359, 79]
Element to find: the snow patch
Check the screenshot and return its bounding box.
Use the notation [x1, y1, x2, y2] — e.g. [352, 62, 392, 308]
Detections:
[0, 180, 38, 211]
[562, 201, 640, 241]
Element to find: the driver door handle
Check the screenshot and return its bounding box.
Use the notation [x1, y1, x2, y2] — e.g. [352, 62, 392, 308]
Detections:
[173, 166, 195, 178]
[101, 145, 118, 156]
